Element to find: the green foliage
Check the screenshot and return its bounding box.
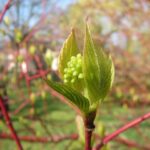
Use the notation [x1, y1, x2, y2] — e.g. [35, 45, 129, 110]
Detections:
[58, 29, 79, 78]
[45, 79, 89, 114]
[83, 24, 114, 104]
[46, 24, 114, 114]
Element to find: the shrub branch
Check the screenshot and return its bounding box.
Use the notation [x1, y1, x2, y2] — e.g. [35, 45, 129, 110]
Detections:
[94, 112, 150, 150]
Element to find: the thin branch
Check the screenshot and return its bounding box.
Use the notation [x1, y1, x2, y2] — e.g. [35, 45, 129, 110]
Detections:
[0, 0, 12, 23]
[94, 134, 150, 150]
[0, 96, 23, 150]
[0, 132, 78, 143]
[114, 137, 150, 150]
[94, 112, 150, 150]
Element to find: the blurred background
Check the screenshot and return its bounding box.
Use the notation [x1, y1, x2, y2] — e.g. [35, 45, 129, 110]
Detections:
[0, 0, 150, 149]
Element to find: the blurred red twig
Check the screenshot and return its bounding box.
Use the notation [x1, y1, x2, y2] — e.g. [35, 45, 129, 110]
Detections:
[94, 112, 150, 150]
[114, 137, 150, 150]
[13, 99, 29, 115]
[94, 134, 150, 150]
[0, 0, 12, 23]
[0, 96, 23, 150]
[0, 132, 78, 143]
[14, 53, 51, 115]
[29, 69, 50, 81]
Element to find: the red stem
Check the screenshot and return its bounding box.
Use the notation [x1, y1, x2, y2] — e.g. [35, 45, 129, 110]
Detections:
[29, 69, 50, 81]
[94, 134, 150, 150]
[0, 132, 78, 143]
[84, 112, 96, 150]
[94, 112, 150, 150]
[114, 137, 150, 150]
[0, 96, 23, 150]
[0, 0, 12, 23]
[85, 128, 93, 150]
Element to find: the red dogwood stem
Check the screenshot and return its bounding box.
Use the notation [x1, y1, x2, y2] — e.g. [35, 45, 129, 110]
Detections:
[0, 132, 78, 143]
[94, 112, 150, 150]
[84, 111, 96, 150]
[0, 96, 23, 150]
[0, 0, 12, 23]
[85, 127, 93, 150]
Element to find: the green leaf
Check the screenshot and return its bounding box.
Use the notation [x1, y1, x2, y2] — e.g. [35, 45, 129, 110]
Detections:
[96, 50, 115, 100]
[45, 79, 89, 113]
[58, 29, 79, 77]
[83, 24, 114, 104]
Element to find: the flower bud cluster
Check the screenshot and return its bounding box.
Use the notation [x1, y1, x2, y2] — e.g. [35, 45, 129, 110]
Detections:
[63, 54, 83, 84]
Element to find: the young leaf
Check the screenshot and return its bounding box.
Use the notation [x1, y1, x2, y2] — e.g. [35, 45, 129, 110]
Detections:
[97, 54, 114, 99]
[58, 29, 79, 77]
[83, 24, 114, 104]
[83, 24, 101, 104]
[45, 79, 89, 113]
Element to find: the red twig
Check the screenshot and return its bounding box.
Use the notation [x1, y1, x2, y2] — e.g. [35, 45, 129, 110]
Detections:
[0, 96, 23, 150]
[13, 99, 29, 115]
[29, 69, 50, 81]
[115, 137, 150, 150]
[94, 134, 150, 150]
[84, 112, 96, 150]
[0, 132, 78, 143]
[94, 112, 150, 150]
[0, 0, 12, 23]
[85, 127, 93, 150]
[21, 10, 47, 44]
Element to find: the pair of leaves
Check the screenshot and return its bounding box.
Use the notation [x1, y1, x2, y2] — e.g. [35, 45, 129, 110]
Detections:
[45, 24, 114, 114]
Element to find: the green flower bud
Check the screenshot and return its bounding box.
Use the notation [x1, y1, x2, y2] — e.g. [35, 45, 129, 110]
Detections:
[67, 62, 70, 67]
[30, 93, 36, 104]
[29, 45, 36, 55]
[78, 73, 83, 79]
[77, 53, 82, 58]
[15, 29, 22, 43]
[47, 74, 51, 80]
[17, 55, 24, 63]
[71, 56, 76, 61]
[64, 68, 68, 73]
[41, 91, 46, 100]
[44, 49, 53, 66]
[71, 79, 75, 83]
[19, 117, 27, 124]
[64, 79, 68, 83]
[63, 53, 83, 85]
[64, 74, 68, 79]
[4, 16, 10, 26]
[73, 71, 78, 76]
